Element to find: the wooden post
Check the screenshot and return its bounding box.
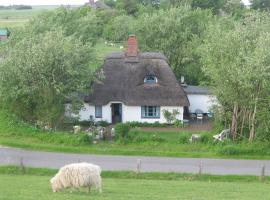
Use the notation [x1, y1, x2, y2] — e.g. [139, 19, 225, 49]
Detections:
[136, 159, 142, 174]
[20, 157, 25, 174]
[260, 164, 265, 181]
[198, 161, 203, 176]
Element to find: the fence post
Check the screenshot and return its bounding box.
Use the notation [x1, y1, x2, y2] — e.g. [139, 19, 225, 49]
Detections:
[136, 159, 142, 174]
[260, 164, 265, 181]
[20, 157, 25, 174]
[198, 161, 203, 176]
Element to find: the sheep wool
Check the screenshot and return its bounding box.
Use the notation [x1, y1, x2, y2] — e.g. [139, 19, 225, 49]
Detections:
[50, 162, 102, 193]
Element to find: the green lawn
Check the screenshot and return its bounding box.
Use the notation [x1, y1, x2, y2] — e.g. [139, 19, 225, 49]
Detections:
[1, 173, 270, 200]
[0, 6, 59, 28]
[2, 134, 270, 160]
[1, 110, 270, 159]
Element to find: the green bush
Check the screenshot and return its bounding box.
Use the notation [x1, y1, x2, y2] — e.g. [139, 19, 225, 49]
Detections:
[173, 120, 183, 128]
[218, 145, 242, 155]
[126, 121, 167, 128]
[178, 133, 191, 144]
[132, 136, 148, 143]
[115, 123, 131, 141]
[96, 120, 110, 127]
[151, 134, 166, 143]
[200, 133, 213, 144]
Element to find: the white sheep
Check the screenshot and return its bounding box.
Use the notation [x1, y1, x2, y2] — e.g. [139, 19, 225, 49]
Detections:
[50, 162, 102, 193]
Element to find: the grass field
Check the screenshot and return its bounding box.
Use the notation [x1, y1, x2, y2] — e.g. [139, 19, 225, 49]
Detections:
[0, 166, 270, 200]
[0, 6, 60, 28]
[1, 110, 270, 159]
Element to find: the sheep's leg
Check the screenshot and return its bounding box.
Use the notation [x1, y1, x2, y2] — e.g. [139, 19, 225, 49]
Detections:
[88, 186, 91, 193]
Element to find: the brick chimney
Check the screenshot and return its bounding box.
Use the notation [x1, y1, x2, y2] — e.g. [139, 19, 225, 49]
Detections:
[125, 35, 139, 57]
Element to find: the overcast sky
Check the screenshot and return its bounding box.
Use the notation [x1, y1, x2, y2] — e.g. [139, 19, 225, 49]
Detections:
[0, 0, 251, 6]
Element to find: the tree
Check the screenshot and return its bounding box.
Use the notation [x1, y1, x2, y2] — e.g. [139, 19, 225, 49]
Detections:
[200, 12, 270, 141]
[0, 30, 97, 127]
[25, 6, 101, 45]
[251, 0, 270, 10]
[134, 7, 213, 84]
[103, 15, 135, 41]
[192, 0, 226, 14]
[116, 0, 140, 16]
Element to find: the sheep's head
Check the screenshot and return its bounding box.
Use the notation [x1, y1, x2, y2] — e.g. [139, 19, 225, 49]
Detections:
[50, 176, 60, 192]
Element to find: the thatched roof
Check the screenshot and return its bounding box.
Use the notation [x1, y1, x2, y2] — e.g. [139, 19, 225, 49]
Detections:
[85, 51, 189, 107]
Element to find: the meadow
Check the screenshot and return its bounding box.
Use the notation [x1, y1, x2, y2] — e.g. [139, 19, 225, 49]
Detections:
[1, 110, 270, 159]
[0, 6, 61, 28]
[1, 166, 270, 200]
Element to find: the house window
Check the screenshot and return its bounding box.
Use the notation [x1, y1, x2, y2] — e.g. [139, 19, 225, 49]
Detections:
[144, 75, 157, 84]
[95, 106, 102, 118]
[141, 106, 160, 118]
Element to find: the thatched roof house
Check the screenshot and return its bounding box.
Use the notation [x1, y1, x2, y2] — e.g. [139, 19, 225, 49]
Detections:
[66, 35, 189, 124]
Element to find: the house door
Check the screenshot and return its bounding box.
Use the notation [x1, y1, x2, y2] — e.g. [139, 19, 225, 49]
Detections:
[111, 103, 122, 124]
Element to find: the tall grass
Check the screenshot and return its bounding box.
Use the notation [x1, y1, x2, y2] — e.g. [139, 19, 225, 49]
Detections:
[0, 110, 92, 146]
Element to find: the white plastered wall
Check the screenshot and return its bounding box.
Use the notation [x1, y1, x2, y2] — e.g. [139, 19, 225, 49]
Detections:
[187, 94, 216, 113]
[65, 102, 184, 123]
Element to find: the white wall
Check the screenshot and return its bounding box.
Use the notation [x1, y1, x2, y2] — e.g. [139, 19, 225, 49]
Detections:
[122, 105, 183, 123]
[65, 102, 184, 123]
[187, 94, 216, 113]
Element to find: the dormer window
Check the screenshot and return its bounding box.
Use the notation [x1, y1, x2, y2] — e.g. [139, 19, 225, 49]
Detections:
[144, 75, 157, 84]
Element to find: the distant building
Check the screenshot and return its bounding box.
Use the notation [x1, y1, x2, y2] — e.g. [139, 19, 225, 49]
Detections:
[0, 28, 9, 41]
[86, 0, 110, 9]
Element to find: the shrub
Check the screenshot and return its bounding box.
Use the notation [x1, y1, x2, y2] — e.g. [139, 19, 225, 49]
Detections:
[132, 136, 148, 143]
[151, 134, 166, 143]
[218, 145, 242, 155]
[173, 120, 183, 128]
[115, 123, 131, 141]
[96, 120, 110, 127]
[200, 133, 213, 144]
[77, 133, 93, 144]
[178, 133, 191, 144]
[162, 109, 180, 124]
[126, 121, 167, 128]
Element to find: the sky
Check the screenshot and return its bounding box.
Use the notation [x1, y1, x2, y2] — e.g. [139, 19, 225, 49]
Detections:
[0, 0, 251, 6]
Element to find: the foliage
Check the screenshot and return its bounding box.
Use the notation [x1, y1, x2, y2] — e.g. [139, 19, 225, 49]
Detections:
[173, 120, 184, 128]
[103, 15, 135, 42]
[126, 121, 167, 128]
[96, 120, 110, 127]
[178, 132, 191, 144]
[251, 0, 270, 10]
[162, 109, 180, 124]
[115, 123, 131, 141]
[200, 11, 270, 141]
[223, 0, 247, 19]
[200, 132, 213, 144]
[24, 6, 101, 45]
[134, 7, 213, 84]
[191, 0, 226, 14]
[0, 29, 96, 126]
